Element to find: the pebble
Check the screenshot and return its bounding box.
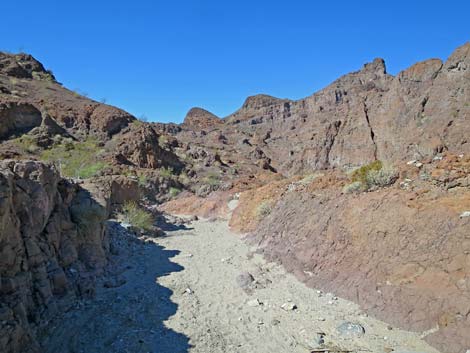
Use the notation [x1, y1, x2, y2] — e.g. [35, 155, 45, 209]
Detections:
[317, 317, 326, 321]
[247, 298, 262, 307]
[312, 332, 325, 346]
[460, 211, 470, 218]
[281, 302, 297, 311]
[184, 288, 193, 294]
[336, 322, 365, 338]
[236, 272, 255, 289]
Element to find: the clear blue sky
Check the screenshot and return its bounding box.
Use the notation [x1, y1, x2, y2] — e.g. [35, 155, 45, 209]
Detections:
[3, 1, 469, 123]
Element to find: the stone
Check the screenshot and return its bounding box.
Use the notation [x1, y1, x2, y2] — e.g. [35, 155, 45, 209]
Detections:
[236, 272, 255, 289]
[281, 302, 297, 311]
[336, 322, 365, 338]
[460, 211, 470, 218]
[247, 298, 262, 307]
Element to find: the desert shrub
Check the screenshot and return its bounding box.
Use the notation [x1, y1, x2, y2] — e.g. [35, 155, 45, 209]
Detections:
[256, 201, 273, 219]
[299, 173, 324, 185]
[40, 137, 107, 179]
[204, 172, 221, 187]
[159, 167, 174, 178]
[178, 172, 190, 185]
[347, 160, 397, 192]
[12, 135, 39, 154]
[169, 187, 181, 198]
[365, 165, 397, 188]
[122, 201, 153, 231]
[137, 174, 148, 187]
[342, 181, 364, 194]
[350, 160, 383, 184]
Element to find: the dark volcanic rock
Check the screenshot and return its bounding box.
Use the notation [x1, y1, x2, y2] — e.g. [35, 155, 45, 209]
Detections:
[0, 161, 111, 353]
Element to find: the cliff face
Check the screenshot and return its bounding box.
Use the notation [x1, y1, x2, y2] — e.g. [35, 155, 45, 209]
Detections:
[0, 161, 111, 353]
[175, 43, 470, 177]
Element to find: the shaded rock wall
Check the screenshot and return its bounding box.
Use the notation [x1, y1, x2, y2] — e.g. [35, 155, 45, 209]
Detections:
[0, 161, 111, 353]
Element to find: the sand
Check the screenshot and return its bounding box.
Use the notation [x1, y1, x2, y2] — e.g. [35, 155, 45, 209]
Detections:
[41, 217, 439, 353]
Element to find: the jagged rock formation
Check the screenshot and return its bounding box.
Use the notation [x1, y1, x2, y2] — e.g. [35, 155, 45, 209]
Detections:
[0, 161, 111, 352]
[175, 43, 470, 177]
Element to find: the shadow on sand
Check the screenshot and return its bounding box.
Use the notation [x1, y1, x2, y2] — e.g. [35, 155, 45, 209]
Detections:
[156, 216, 194, 232]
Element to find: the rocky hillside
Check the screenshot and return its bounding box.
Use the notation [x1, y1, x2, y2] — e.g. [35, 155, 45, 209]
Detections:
[165, 43, 470, 353]
[176, 43, 470, 176]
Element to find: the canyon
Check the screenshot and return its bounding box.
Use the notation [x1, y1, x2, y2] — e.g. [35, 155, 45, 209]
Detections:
[0, 43, 469, 353]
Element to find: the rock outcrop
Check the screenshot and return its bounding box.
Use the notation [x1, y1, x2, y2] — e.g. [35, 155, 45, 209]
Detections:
[174, 43, 470, 177]
[0, 161, 111, 353]
[182, 107, 222, 130]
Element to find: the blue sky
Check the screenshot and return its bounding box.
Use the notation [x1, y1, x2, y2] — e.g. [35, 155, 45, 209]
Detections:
[3, 1, 469, 123]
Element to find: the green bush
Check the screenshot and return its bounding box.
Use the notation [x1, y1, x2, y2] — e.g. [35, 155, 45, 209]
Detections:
[342, 181, 364, 194]
[365, 166, 397, 188]
[347, 160, 397, 192]
[122, 201, 153, 231]
[350, 160, 383, 184]
[169, 187, 181, 198]
[159, 167, 174, 178]
[40, 137, 108, 179]
[12, 135, 40, 154]
[137, 174, 148, 187]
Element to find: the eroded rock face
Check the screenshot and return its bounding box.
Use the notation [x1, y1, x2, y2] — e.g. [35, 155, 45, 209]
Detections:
[174, 43, 470, 177]
[249, 181, 470, 353]
[112, 124, 184, 171]
[0, 161, 110, 353]
[0, 103, 42, 140]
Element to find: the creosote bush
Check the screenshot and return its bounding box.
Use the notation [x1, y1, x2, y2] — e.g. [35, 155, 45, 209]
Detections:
[122, 201, 154, 231]
[350, 160, 383, 184]
[344, 160, 397, 193]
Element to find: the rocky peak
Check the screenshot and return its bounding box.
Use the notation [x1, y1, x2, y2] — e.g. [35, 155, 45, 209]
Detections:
[183, 107, 222, 130]
[444, 41, 470, 72]
[0, 52, 55, 80]
[241, 94, 284, 110]
[362, 58, 387, 75]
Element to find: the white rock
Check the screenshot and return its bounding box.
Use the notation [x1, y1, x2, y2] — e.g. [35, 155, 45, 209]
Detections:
[460, 211, 470, 218]
[407, 160, 417, 165]
[247, 298, 261, 307]
[415, 162, 423, 168]
[281, 302, 297, 311]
